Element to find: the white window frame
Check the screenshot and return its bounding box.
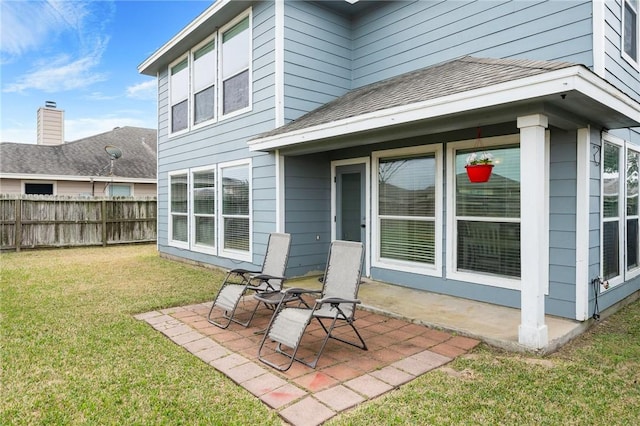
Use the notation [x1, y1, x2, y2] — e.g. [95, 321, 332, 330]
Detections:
[107, 183, 133, 197]
[168, 170, 190, 249]
[23, 180, 56, 195]
[626, 144, 640, 280]
[191, 35, 217, 130]
[218, 11, 253, 120]
[601, 133, 640, 290]
[371, 144, 443, 276]
[168, 55, 189, 136]
[190, 165, 217, 254]
[446, 134, 521, 290]
[167, 8, 252, 138]
[218, 159, 252, 262]
[622, 0, 640, 69]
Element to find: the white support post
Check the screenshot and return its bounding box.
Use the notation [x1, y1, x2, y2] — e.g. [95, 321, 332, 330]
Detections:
[517, 114, 549, 349]
[575, 128, 591, 320]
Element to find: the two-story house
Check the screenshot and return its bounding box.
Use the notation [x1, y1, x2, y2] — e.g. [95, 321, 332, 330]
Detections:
[139, 0, 640, 350]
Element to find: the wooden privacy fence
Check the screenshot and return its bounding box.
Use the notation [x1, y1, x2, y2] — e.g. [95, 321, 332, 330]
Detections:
[0, 195, 157, 251]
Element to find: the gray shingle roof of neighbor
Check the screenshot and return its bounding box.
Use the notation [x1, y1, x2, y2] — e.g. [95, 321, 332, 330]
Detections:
[254, 56, 578, 139]
[0, 126, 157, 179]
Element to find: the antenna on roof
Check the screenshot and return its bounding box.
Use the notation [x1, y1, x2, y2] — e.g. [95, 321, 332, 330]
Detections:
[103, 145, 123, 177]
[105, 145, 122, 160]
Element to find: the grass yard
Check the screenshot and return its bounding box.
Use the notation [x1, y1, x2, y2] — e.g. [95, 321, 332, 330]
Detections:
[2, 244, 639, 425]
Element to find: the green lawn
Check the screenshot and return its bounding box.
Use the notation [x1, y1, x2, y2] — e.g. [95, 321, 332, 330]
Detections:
[2, 245, 639, 425]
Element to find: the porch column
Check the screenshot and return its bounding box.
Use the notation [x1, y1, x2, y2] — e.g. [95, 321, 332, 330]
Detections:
[517, 114, 549, 349]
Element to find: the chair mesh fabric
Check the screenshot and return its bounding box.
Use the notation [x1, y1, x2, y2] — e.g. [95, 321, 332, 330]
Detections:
[267, 307, 313, 348]
[259, 233, 291, 290]
[216, 285, 245, 311]
[320, 241, 362, 318]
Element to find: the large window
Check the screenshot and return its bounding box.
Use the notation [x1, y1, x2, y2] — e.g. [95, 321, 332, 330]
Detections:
[455, 145, 521, 278]
[170, 58, 189, 133]
[221, 162, 250, 254]
[168, 161, 251, 261]
[168, 10, 251, 136]
[192, 168, 216, 249]
[169, 172, 189, 246]
[602, 135, 640, 288]
[193, 39, 216, 125]
[221, 16, 250, 115]
[447, 136, 521, 288]
[373, 146, 441, 274]
[623, 0, 639, 65]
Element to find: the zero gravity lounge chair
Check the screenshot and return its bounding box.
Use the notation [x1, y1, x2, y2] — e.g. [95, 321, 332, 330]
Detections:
[258, 240, 368, 371]
[207, 232, 291, 329]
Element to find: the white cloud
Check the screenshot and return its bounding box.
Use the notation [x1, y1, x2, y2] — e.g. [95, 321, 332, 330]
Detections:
[126, 80, 157, 100]
[4, 53, 109, 93]
[0, 1, 95, 60]
[1, 0, 113, 93]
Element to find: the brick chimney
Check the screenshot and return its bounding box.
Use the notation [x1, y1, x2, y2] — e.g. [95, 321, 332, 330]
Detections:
[37, 101, 64, 145]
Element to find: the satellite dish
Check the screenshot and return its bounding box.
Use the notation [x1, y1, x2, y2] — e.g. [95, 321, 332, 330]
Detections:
[105, 145, 122, 159]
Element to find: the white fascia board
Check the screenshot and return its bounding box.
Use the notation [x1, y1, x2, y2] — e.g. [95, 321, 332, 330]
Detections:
[0, 173, 156, 184]
[248, 66, 640, 152]
[138, 0, 230, 74]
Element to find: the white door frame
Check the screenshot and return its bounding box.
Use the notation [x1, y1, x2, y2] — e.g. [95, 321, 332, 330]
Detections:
[331, 157, 371, 277]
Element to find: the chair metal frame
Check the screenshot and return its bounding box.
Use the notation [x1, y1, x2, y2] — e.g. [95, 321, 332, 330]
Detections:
[207, 233, 291, 329]
[258, 240, 367, 371]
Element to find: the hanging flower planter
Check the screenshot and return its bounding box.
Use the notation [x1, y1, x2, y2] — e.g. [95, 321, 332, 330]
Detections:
[465, 163, 494, 183]
[465, 151, 494, 183]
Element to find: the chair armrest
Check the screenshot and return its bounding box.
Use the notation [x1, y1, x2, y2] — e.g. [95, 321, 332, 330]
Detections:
[230, 268, 260, 274]
[318, 297, 361, 305]
[284, 288, 322, 296]
[250, 274, 286, 282]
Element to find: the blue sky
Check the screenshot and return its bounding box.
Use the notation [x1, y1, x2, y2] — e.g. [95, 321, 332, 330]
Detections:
[1, 0, 212, 144]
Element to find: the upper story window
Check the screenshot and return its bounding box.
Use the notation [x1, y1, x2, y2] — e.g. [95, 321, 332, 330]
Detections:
[193, 39, 216, 125]
[623, 0, 639, 65]
[170, 58, 189, 134]
[221, 16, 250, 115]
[168, 9, 252, 136]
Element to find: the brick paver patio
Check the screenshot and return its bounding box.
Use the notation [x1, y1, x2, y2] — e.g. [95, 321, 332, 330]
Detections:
[135, 296, 479, 426]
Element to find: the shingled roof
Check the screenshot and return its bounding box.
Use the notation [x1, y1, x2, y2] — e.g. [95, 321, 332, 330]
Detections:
[0, 126, 157, 179]
[253, 56, 578, 139]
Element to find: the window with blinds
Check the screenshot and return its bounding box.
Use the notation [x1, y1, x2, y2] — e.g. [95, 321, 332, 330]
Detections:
[193, 169, 216, 248]
[170, 172, 188, 244]
[376, 151, 437, 267]
[627, 148, 640, 271]
[455, 145, 521, 278]
[168, 161, 251, 260]
[170, 58, 189, 133]
[222, 16, 250, 115]
[603, 142, 621, 280]
[221, 163, 250, 253]
[168, 10, 251, 135]
[193, 39, 216, 125]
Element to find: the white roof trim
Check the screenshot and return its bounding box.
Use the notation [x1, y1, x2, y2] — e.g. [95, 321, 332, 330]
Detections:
[138, 0, 231, 74]
[248, 65, 640, 152]
[0, 173, 156, 184]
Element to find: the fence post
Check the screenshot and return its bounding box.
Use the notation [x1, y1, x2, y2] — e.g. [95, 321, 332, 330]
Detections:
[101, 199, 107, 246]
[15, 198, 22, 252]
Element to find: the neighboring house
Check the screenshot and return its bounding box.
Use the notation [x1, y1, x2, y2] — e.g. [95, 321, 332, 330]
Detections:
[0, 120, 157, 197]
[139, 0, 640, 350]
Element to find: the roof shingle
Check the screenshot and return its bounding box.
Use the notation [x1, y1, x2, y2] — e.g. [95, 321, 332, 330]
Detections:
[0, 126, 157, 179]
